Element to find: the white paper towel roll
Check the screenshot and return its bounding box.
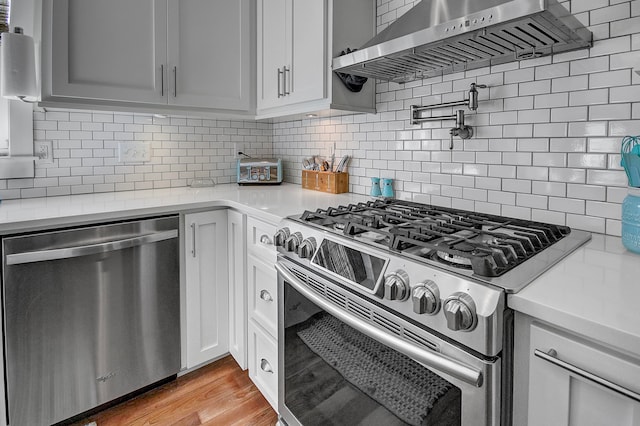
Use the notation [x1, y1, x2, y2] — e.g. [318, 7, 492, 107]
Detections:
[0, 31, 37, 101]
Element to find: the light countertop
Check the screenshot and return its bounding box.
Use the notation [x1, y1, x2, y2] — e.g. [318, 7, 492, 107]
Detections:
[0, 183, 637, 356]
[508, 233, 640, 357]
[0, 183, 368, 233]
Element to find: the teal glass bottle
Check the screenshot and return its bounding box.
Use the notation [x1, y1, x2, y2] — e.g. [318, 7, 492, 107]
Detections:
[622, 187, 640, 254]
[370, 177, 382, 197]
[382, 178, 394, 198]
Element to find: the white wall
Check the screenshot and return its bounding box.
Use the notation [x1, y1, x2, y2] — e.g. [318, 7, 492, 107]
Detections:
[272, 0, 640, 236]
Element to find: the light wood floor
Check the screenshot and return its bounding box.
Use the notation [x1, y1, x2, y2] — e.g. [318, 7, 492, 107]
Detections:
[71, 355, 278, 426]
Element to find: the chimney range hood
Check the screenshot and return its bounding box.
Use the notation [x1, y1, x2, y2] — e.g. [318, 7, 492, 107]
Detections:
[333, 0, 592, 83]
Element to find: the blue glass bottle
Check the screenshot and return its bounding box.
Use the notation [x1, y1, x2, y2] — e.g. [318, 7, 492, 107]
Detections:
[370, 177, 382, 197]
[622, 187, 640, 254]
[382, 178, 394, 198]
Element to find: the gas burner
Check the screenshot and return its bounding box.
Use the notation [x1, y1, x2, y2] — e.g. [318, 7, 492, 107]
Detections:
[435, 251, 473, 268]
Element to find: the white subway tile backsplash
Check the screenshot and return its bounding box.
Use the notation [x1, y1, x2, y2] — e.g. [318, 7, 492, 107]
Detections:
[551, 75, 589, 92]
[535, 93, 569, 109]
[590, 3, 630, 25]
[532, 181, 567, 197]
[568, 121, 608, 137]
[519, 80, 552, 96]
[569, 56, 609, 75]
[589, 69, 631, 88]
[610, 16, 640, 37]
[551, 106, 588, 122]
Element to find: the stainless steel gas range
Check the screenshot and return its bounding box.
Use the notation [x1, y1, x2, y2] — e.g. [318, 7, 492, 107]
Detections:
[274, 199, 591, 426]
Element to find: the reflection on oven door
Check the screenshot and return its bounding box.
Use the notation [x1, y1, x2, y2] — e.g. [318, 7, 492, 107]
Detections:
[283, 284, 462, 426]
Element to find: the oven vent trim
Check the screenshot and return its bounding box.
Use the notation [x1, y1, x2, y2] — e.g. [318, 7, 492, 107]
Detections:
[289, 264, 439, 353]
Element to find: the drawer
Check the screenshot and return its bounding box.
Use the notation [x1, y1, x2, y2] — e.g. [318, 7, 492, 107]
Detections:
[248, 319, 278, 411]
[248, 254, 277, 339]
[528, 322, 640, 426]
[247, 216, 277, 262]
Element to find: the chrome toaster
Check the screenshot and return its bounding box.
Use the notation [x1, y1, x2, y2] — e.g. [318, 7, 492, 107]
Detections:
[237, 158, 283, 185]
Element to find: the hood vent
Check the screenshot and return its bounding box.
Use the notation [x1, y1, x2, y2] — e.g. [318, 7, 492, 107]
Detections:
[333, 0, 592, 83]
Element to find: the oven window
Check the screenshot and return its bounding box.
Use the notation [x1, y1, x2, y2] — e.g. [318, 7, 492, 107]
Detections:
[310, 239, 386, 291]
[283, 283, 462, 426]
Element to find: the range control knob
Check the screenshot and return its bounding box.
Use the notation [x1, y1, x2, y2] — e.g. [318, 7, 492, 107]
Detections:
[284, 232, 303, 252]
[273, 227, 290, 247]
[412, 280, 440, 315]
[384, 270, 410, 301]
[443, 292, 477, 332]
[297, 237, 317, 259]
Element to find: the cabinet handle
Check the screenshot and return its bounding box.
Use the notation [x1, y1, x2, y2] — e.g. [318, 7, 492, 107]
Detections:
[283, 65, 290, 95]
[173, 66, 177, 97]
[190, 223, 197, 257]
[160, 64, 165, 96]
[260, 234, 272, 245]
[260, 358, 273, 374]
[259, 289, 273, 302]
[277, 68, 283, 98]
[534, 349, 640, 403]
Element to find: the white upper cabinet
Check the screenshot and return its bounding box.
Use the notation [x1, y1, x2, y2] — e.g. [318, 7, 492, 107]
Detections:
[256, 0, 288, 110]
[43, 0, 253, 113]
[256, 0, 375, 119]
[49, 0, 167, 104]
[257, 0, 325, 111]
[167, 0, 251, 110]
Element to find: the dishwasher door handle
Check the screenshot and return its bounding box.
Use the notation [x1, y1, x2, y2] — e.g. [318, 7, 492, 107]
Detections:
[5, 229, 178, 265]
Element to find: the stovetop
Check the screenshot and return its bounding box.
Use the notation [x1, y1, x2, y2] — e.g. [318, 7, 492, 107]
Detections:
[290, 198, 592, 293]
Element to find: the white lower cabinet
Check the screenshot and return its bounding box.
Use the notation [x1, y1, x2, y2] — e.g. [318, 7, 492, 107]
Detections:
[248, 319, 279, 411]
[515, 314, 640, 426]
[184, 210, 229, 369]
[228, 210, 247, 370]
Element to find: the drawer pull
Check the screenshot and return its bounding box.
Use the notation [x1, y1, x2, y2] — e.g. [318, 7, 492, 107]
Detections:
[260, 289, 273, 302]
[260, 358, 273, 373]
[534, 349, 640, 403]
[260, 234, 272, 245]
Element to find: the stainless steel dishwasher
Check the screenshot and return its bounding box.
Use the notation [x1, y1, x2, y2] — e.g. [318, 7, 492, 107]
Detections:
[2, 215, 180, 426]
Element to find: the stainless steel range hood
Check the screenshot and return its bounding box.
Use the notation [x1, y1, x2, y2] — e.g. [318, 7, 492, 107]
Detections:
[333, 0, 592, 83]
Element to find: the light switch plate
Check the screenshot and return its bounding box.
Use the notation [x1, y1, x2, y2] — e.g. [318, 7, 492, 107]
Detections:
[118, 142, 152, 163]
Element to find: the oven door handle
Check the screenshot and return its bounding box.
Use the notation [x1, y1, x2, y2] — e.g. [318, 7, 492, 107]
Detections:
[276, 262, 483, 387]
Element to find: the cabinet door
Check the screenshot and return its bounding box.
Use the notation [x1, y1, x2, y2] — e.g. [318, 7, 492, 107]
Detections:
[248, 319, 278, 411]
[167, 0, 251, 110]
[227, 210, 247, 370]
[287, 0, 327, 105]
[528, 323, 640, 426]
[184, 210, 229, 369]
[50, 0, 167, 103]
[256, 0, 288, 110]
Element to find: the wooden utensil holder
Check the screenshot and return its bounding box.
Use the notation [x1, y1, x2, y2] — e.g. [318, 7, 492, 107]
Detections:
[302, 170, 349, 194]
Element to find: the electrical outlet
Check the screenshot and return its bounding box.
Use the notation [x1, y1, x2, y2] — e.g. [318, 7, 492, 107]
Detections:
[234, 143, 246, 159]
[118, 142, 152, 163]
[34, 141, 54, 164]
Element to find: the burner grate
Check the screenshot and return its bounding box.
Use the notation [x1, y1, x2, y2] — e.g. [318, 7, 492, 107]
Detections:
[298, 199, 571, 277]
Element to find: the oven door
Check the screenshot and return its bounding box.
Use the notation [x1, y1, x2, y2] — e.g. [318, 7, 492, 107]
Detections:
[276, 258, 500, 426]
